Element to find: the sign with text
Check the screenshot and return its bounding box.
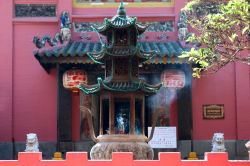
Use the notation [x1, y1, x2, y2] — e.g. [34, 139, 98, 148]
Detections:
[148, 127, 177, 148]
[161, 70, 185, 89]
[203, 104, 224, 119]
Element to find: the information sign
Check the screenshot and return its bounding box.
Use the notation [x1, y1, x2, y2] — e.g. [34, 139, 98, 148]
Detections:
[148, 127, 177, 148]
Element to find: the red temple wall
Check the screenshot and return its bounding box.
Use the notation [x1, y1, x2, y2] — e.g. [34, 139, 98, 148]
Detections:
[0, 1, 14, 142]
[0, 0, 72, 142]
[192, 64, 237, 140]
[234, 62, 250, 140]
[192, 63, 250, 140]
[12, 23, 58, 141]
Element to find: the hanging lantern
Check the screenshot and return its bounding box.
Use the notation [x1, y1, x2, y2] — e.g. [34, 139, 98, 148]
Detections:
[63, 69, 87, 93]
[161, 70, 185, 89]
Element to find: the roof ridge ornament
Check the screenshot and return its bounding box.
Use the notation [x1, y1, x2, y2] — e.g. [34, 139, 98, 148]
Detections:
[117, 1, 126, 17]
[32, 11, 71, 49]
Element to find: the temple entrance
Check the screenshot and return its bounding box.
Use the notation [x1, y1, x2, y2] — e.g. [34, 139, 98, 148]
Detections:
[56, 63, 192, 158]
[69, 63, 192, 141]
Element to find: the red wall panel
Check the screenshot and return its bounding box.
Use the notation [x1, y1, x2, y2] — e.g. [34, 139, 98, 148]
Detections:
[13, 24, 58, 141]
[192, 63, 237, 140]
[0, 1, 14, 141]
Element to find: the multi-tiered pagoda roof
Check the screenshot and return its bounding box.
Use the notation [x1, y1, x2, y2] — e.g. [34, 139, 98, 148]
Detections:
[79, 2, 162, 94]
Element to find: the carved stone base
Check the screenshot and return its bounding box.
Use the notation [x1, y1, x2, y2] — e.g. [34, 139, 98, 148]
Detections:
[90, 142, 153, 160]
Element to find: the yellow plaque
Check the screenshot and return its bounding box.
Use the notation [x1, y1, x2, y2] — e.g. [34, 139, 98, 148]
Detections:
[203, 104, 224, 119]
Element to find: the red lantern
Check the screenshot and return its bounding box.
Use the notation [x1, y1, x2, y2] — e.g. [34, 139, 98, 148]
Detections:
[161, 70, 185, 89]
[63, 69, 88, 93]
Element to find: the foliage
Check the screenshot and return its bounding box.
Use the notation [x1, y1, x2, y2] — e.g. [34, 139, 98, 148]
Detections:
[180, 0, 250, 77]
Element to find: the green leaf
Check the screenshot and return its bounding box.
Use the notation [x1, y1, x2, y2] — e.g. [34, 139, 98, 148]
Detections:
[182, 0, 250, 78]
[179, 54, 190, 58]
[242, 26, 249, 35]
[199, 61, 209, 67]
[228, 33, 238, 42]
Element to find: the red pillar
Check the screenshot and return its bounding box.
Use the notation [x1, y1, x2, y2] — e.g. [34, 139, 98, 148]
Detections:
[72, 93, 80, 141]
[169, 97, 178, 127]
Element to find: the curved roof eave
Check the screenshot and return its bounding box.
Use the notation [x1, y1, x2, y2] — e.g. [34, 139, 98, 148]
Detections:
[78, 77, 102, 94]
[136, 23, 148, 35]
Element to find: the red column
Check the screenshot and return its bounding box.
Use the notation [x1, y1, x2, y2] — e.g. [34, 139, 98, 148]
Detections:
[169, 96, 178, 127]
[72, 93, 80, 141]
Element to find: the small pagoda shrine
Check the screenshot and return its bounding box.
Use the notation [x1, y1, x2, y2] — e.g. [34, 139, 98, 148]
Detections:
[79, 2, 162, 160]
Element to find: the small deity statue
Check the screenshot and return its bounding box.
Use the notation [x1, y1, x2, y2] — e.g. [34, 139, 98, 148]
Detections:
[60, 11, 71, 42]
[60, 28, 71, 42]
[177, 11, 188, 29]
[178, 28, 189, 41]
[25, 133, 39, 152]
[177, 11, 189, 41]
[245, 140, 250, 152]
[211, 133, 226, 152]
[60, 11, 71, 29]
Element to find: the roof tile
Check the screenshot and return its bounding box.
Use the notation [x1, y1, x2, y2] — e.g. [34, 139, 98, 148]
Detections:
[34, 41, 187, 66]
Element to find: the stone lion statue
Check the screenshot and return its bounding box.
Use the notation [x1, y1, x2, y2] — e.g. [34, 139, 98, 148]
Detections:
[211, 133, 226, 152]
[178, 27, 188, 41]
[25, 133, 39, 152]
[60, 28, 71, 42]
[245, 140, 250, 152]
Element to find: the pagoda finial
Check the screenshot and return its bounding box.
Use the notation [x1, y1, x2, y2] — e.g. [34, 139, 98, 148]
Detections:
[117, 1, 126, 17]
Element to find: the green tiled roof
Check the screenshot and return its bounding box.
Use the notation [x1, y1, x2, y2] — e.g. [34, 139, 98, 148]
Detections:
[34, 41, 187, 70]
[78, 77, 162, 94]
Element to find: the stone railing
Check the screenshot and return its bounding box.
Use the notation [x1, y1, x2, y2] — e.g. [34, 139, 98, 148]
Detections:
[0, 152, 250, 166]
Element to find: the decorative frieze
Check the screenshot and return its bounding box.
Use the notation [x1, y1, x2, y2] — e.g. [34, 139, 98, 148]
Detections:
[73, 21, 174, 32]
[146, 21, 174, 32]
[73, 22, 103, 32]
[15, 4, 56, 17]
